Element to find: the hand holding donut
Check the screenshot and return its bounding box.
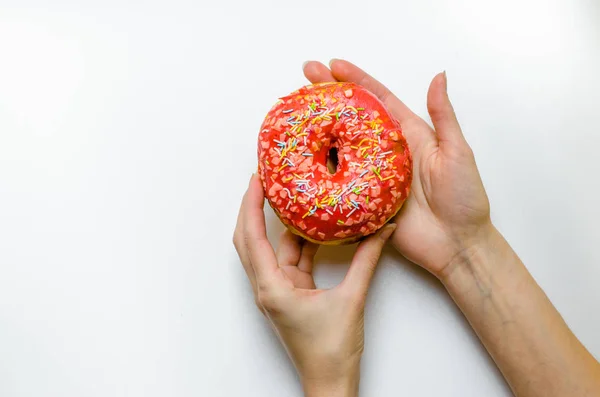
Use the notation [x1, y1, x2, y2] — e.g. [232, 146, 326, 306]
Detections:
[236, 60, 491, 395]
[233, 174, 396, 397]
[304, 60, 492, 279]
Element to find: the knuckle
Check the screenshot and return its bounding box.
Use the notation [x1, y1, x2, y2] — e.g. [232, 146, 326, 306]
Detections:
[257, 291, 275, 310]
[257, 287, 285, 314]
[362, 251, 380, 269]
[254, 297, 266, 314]
[366, 260, 378, 274]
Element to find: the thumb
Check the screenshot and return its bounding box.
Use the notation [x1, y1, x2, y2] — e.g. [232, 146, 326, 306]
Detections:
[427, 71, 466, 147]
[340, 223, 396, 297]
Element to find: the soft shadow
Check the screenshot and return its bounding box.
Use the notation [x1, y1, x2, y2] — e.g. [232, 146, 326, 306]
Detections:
[314, 243, 356, 265]
[380, 246, 512, 394]
[384, 245, 440, 287]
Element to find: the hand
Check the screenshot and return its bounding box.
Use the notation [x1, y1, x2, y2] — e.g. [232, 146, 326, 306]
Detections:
[303, 60, 492, 278]
[233, 174, 396, 397]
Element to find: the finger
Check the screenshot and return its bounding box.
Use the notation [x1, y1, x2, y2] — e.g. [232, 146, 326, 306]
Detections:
[233, 184, 258, 294]
[426, 72, 466, 147]
[297, 240, 319, 273]
[340, 223, 396, 297]
[242, 174, 279, 281]
[276, 229, 303, 267]
[303, 61, 336, 84]
[328, 59, 417, 124]
[275, 229, 320, 272]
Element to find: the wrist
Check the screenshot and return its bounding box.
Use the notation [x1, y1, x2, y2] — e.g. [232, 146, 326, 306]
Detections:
[301, 365, 360, 397]
[439, 222, 503, 286]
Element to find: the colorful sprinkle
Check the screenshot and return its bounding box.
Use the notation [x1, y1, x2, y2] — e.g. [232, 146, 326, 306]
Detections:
[258, 83, 410, 241]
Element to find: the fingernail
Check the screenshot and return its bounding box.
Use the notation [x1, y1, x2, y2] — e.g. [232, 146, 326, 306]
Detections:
[249, 173, 255, 185]
[442, 71, 448, 92]
[379, 223, 396, 241]
[329, 58, 339, 68]
[302, 61, 309, 70]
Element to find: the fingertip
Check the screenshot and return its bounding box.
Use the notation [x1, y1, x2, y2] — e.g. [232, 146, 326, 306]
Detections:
[239, 173, 255, 208]
[427, 70, 465, 145]
[246, 173, 265, 209]
[358, 223, 395, 248]
[442, 70, 447, 91]
[428, 71, 447, 104]
[379, 223, 397, 241]
[250, 172, 261, 187]
[303, 61, 336, 84]
[328, 58, 352, 78]
[302, 60, 318, 75]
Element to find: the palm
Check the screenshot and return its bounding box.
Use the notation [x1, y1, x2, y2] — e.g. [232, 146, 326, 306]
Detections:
[391, 119, 489, 274]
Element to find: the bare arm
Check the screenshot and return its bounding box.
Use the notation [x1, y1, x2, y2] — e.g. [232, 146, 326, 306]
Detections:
[442, 225, 600, 396]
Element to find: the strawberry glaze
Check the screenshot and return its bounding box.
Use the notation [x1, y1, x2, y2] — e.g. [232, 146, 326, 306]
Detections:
[258, 82, 412, 244]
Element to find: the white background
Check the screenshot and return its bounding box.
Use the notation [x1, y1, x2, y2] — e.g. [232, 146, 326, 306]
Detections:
[0, 1, 599, 396]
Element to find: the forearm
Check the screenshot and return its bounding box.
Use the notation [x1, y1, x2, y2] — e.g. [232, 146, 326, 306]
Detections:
[441, 225, 600, 397]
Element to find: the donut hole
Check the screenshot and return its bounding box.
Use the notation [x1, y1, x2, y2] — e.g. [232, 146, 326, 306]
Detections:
[326, 147, 339, 174]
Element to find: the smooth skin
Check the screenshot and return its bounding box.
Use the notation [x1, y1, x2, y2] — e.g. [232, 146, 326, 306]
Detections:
[233, 59, 600, 397]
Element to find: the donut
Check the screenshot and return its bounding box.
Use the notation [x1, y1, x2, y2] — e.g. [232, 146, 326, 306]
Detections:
[257, 82, 412, 245]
